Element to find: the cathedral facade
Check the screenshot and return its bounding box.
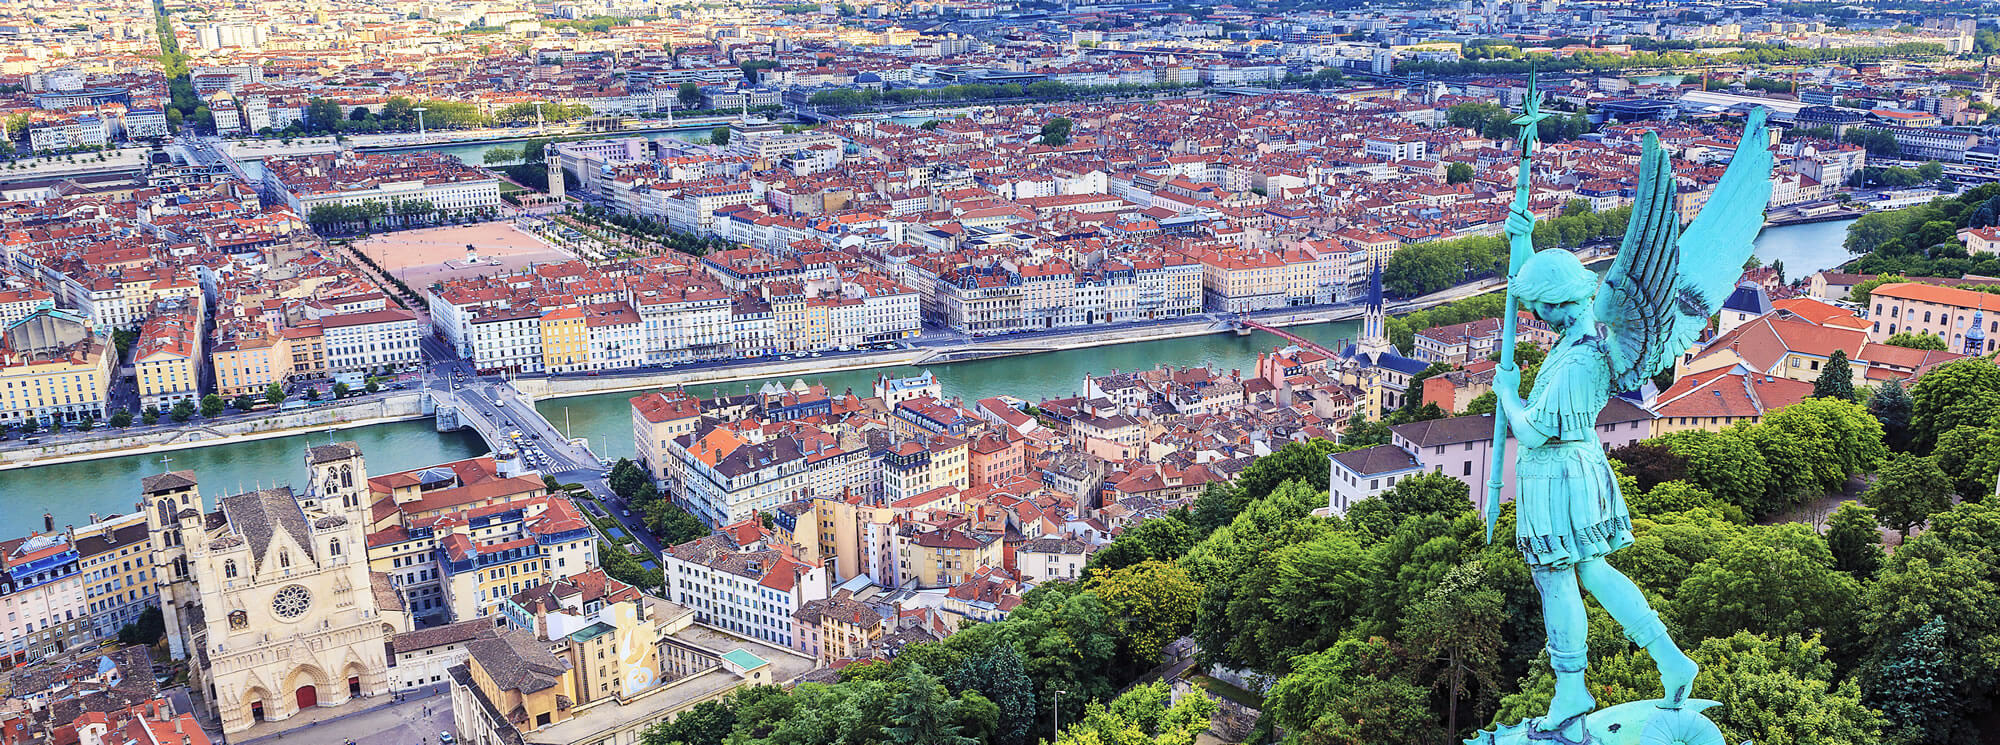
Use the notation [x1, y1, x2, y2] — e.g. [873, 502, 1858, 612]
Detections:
[145, 442, 398, 736]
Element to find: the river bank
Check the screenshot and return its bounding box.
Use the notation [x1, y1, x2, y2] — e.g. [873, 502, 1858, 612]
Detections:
[0, 393, 428, 471]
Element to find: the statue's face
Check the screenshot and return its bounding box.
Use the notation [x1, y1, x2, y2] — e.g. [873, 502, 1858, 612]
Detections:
[1530, 299, 1586, 332]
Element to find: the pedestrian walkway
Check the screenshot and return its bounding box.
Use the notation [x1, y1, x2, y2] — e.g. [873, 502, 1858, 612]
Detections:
[231, 685, 450, 745]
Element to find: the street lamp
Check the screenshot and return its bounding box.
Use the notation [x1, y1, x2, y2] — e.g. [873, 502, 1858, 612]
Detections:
[1053, 689, 1066, 742]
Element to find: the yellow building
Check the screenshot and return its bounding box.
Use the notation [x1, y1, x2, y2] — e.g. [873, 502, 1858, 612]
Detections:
[897, 527, 1002, 589]
[791, 496, 900, 584]
[540, 306, 587, 373]
[771, 288, 808, 354]
[881, 437, 969, 504]
[135, 305, 203, 411]
[631, 390, 703, 481]
[0, 308, 113, 427]
[461, 631, 580, 734]
[454, 569, 808, 745]
[282, 324, 327, 381]
[793, 589, 885, 665]
[213, 324, 289, 398]
[72, 512, 156, 642]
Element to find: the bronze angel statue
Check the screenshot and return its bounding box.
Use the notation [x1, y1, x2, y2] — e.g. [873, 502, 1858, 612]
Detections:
[1474, 107, 1775, 744]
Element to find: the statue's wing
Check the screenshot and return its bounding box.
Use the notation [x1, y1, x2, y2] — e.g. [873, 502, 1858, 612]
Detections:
[1595, 108, 1774, 394]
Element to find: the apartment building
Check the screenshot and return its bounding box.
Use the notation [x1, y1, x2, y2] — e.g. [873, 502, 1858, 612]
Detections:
[362, 456, 589, 622]
[668, 424, 871, 526]
[321, 309, 421, 372]
[134, 304, 203, 411]
[792, 589, 885, 665]
[263, 150, 501, 221]
[0, 531, 90, 668]
[71, 513, 155, 643]
[662, 533, 827, 647]
[0, 308, 112, 427]
[1868, 282, 2000, 355]
[631, 390, 703, 483]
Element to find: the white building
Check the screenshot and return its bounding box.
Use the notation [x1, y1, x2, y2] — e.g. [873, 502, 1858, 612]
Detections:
[1324, 444, 1424, 516]
[321, 309, 422, 372]
[662, 534, 827, 648]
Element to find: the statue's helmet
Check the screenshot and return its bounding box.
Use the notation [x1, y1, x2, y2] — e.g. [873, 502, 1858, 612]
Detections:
[1512, 249, 1596, 306]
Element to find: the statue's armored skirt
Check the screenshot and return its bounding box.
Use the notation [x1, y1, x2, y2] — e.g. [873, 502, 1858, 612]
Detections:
[1513, 337, 1634, 569]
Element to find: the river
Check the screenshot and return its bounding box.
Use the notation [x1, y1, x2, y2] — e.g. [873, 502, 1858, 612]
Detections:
[0, 220, 1859, 526]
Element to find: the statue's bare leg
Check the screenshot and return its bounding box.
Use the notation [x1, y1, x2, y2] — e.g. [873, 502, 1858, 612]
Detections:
[1530, 565, 1592, 732]
[1576, 558, 1698, 708]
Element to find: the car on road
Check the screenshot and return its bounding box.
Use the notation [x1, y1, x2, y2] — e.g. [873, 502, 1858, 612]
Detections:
[441, 734, 455, 744]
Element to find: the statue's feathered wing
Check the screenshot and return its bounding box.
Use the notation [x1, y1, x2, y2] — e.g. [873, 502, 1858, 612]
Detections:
[1595, 107, 1775, 394]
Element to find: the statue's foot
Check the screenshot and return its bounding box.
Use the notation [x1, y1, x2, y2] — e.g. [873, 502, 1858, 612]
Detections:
[1535, 676, 1595, 732]
[1653, 646, 1699, 709]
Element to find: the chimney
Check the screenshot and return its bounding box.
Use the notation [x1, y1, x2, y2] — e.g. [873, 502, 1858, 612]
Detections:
[44, 512, 53, 532]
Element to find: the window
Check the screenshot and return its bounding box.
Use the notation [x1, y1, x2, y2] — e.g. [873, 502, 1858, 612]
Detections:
[279, 550, 290, 568]
[224, 560, 237, 579]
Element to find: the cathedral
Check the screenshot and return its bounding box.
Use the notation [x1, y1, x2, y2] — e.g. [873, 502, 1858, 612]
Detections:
[144, 442, 398, 736]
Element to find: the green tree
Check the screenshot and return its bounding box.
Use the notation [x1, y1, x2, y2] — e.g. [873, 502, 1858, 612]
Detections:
[609, 457, 647, 498]
[232, 394, 256, 411]
[142, 406, 160, 425]
[1403, 561, 1505, 738]
[1864, 453, 1953, 539]
[1609, 442, 1687, 493]
[1082, 514, 1191, 578]
[640, 696, 735, 745]
[884, 664, 982, 745]
[1856, 501, 2000, 745]
[1656, 428, 1776, 518]
[1040, 117, 1073, 146]
[1933, 424, 2000, 499]
[941, 642, 1038, 745]
[1870, 618, 1956, 745]
[116, 606, 166, 647]
[265, 382, 286, 407]
[1759, 397, 1887, 494]
[1844, 128, 1902, 158]
[642, 499, 709, 545]
[1908, 357, 2000, 451]
[711, 126, 730, 146]
[1445, 161, 1475, 184]
[1002, 582, 1124, 722]
[1189, 439, 1343, 536]
[1812, 348, 1856, 400]
[678, 82, 702, 108]
[1824, 501, 1885, 579]
[1056, 681, 1216, 745]
[1086, 560, 1201, 664]
[1670, 524, 1860, 643]
[1868, 379, 1915, 452]
[332, 381, 350, 398]
[482, 147, 518, 165]
[1264, 637, 1442, 745]
[364, 377, 380, 394]
[1883, 331, 1947, 350]
[1626, 480, 1746, 524]
[170, 399, 195, 422]
[109, 409, 133, 428]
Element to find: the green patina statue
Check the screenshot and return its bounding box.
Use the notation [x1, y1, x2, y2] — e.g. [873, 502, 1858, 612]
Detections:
[1469, 79, 1775, 745]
